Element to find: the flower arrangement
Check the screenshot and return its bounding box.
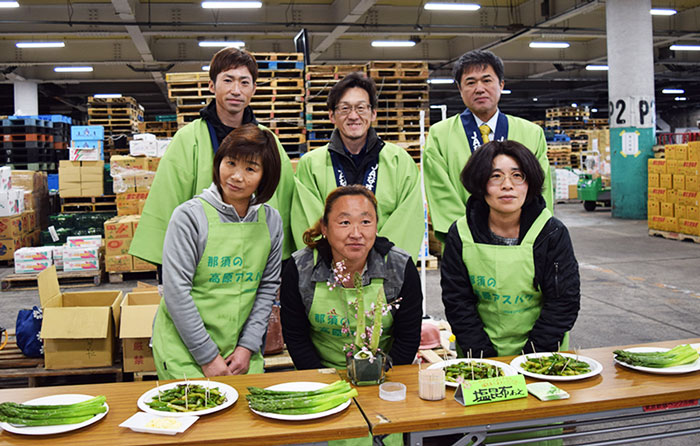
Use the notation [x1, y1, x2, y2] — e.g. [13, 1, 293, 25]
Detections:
[328, 260, 401, 364]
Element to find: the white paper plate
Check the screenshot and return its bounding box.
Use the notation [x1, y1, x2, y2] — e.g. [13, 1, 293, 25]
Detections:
[248, 382, 352, 421]
[0, 394, 108, 436]
[510, 352, 603, 381]
[613, 345, 700, 375]
[137, 380, 238, 417]
[119, 412, 198, 435]
[427, 358, 518, 388]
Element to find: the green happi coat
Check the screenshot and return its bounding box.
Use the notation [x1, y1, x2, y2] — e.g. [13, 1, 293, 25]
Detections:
[424, 113, 553, 241]
[292, 139, 423, 260]
[129, 118, 295, 263]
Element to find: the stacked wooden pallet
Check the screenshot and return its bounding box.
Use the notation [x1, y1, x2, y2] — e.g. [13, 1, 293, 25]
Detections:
[370, 61, 430, 161]
[137, 120, 179, 138]
[305, 64, 367, 151]
[546, 144, 573, 167]
[87, 96, 144, 137]
[166, 53, 306, 157]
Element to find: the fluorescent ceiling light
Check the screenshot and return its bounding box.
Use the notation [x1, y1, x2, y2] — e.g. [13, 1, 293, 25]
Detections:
[670, 44, 700, 51]
[198, 41, 245, 48]
[529, 42, 570, 49]
[591, 108, 598, 113]
[532, 98, 538, 102]
[93, 94, 122, 98]
[586, 64, 609, 71]
[201, 1, 262, 8]
[674, 97, 687, 101]
[424, 2, 480, 11]
[16, 42, 65, 48]
[54, 66, 93, 72]
[0, 1, 20, 7]
[571, 103, 578, 107]
[427, 78, 454, 84]
[662, 88, 684, 94]
[202, 65, 210, 71]
[650, 8, 676, 16]
[430, 104, 446, 109]
[371, 40, 416, 47]
[501, 89, 512, 94]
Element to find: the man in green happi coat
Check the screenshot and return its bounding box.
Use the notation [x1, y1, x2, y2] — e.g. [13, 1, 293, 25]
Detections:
[424, 50, 553, 241]
[292, 72, 423, 260]
[130, 47, 295, 269]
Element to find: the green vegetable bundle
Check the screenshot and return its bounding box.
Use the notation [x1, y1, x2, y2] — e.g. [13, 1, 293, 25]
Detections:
[614, 344, 699, 368]
[146, 384, 227, 412]
[522, 353, 591, 376]
[445, 361, 504, 382]
[246, 380, 357, 415]
[0, 395, 107, 427]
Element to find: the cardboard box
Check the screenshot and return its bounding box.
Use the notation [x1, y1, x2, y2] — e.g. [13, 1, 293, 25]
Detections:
[104, 216, 134, 239]
[62, 246, 100, 271]
[680, 161, 699, 176]
[0, 190, 21, 217]
[675, 204, 687, 219]
[119, 291, 161, 372]
[105, 238, 132, 256]
[647, 200, 660, 216]
[148, 156, 161, 172]
[673, 174, 685, 191]
[648, 173, 659, 188]
[0, 215, 22, 239]
[648, 159, 666, 174]
[688, 142, 700, 162]
[132, 257, 157, 271]
[110, 155, 149, 172]
[667, 189, 678, 204]
[687, 206, 700, 221]
[11, 170, 44, 193]
[676, 144, 688, 161]
[38, 266, 122, 370]
[568, 184, 578, 200]
[116, 192, 148, 216]
[686, 175, 699, 193]
[0, 166, 10, 191]
[14, 259, 52, 274]
[13, 246, 52, 262]
[69, 148, 102, 162]
[66, 235, 102, 248]
[648, 187, 667, 203]
[678, 190, 699, 207]
[660, 202, 674, 217]
[659, 174, 673, 189]
[667, 160, 680, 175]
[106, 254, 132, 272]
[71, 125, 105, 141]
[679, 219, 699, 236]
[0, 238, 22, 261]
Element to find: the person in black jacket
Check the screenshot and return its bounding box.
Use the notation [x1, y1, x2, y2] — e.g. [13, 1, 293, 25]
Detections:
[281, 185, 423, 371]
[441, 140, 580, 358]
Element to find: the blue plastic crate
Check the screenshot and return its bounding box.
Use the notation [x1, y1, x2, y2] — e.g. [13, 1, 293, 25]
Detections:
[48, 173, 59, 191]
[71, 125, 104, 140]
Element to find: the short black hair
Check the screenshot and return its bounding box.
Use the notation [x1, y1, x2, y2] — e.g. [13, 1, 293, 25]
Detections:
[327, 72, 378, 112]
[213, 124, 281, 205]
[453, 50, 505, 86]
[460, 140, 544, 203]
[208, 47, 258, 83]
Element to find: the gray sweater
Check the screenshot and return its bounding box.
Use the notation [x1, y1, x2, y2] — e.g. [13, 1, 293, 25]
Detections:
[161, 183, 283, 365]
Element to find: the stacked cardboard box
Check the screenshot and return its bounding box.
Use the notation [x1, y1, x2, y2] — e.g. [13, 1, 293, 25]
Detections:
[58, 160, 104, 197]
[648, 142, 700, 235]
[0, 203, 40, 261]
[63, 235, 102, 272]
[104, 215, 155, 272]
[11, 170, 50, 230]
[110, 155, 159, 215]
[120, 290, 161, 372]
[70, 125, 104, 161]
[13, 246, 52, 273]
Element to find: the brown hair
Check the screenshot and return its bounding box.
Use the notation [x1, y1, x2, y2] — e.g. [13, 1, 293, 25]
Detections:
[303, 185, 378, 249]
[208, 47, 258, 83]
[212, 124, 281, 205]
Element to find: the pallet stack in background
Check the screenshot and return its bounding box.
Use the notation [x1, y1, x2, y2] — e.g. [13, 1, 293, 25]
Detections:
[137, 118, 179, 138]
[166, 53, 306, 158]
[1, 117, 70, 173]
[87, 96, 144, 158]
[544, 106, 609, 171]
[648, 142, 700, 240]
[0, 168, 43, 262]
[370, 61, 430, 161]
[305, 64, 367, 151]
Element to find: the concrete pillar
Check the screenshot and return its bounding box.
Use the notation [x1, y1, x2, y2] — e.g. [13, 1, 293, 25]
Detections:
[606, 0, 656, 219]
[13, 80, 39, 116]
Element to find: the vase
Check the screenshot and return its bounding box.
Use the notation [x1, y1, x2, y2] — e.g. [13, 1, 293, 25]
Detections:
[346, 352, 386, 386]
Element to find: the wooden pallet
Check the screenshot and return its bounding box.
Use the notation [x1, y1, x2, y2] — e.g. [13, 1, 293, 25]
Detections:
[263, 347, 294, 370]
[1, 269, 102, 291]
[416, 255, 439, 271]
[648, 229, 700, 243]
[107, 269, 159, 283]
[61, 195, 117, 213]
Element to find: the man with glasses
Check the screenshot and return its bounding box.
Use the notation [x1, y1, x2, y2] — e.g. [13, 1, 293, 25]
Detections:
[424, 50, 553, 242]
[292, 72, 423, 259]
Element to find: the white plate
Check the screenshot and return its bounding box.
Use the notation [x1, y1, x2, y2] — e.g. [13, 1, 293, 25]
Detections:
[0, 394, 108, 436]
[119, 412, 199, 435]
[510, 352, 603, 381]
[427, 358, 518, 388]
[613, 345, 700, 375]
[248, 382, 352, 421]
[137, 380, 238, 417]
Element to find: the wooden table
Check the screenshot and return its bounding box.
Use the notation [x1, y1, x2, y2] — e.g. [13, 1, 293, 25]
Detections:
[0, 368, 369, 446]
[354, 338, 700, 445]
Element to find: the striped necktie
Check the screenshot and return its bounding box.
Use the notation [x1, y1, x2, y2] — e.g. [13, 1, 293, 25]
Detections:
[479, 124, 491, 144]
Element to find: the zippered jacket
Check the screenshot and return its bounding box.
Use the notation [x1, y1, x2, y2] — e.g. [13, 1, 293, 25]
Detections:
[440, 195, 580, 357]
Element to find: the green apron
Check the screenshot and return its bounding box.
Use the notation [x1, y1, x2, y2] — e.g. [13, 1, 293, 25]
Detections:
[309, 265, 401, 446]
[457, 208, 568, 356]
[457, 208, 565, 446]
[152, 199, 270, 379]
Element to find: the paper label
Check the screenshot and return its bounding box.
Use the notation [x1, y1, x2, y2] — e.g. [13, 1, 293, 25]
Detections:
[48, 225, 59, 242]
[454, 374, 527, 406]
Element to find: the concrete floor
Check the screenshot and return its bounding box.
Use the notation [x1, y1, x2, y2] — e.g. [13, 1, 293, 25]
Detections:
[1, 202, 699, 444]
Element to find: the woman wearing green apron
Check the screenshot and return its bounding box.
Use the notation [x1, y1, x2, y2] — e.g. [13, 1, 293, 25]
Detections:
[441, 140, 580, 445]
[152, 124, 282, 379]
[281, 185, 423, 446]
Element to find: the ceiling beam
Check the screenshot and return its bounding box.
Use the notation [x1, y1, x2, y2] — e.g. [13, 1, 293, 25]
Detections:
[309, 0, 377, 63]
